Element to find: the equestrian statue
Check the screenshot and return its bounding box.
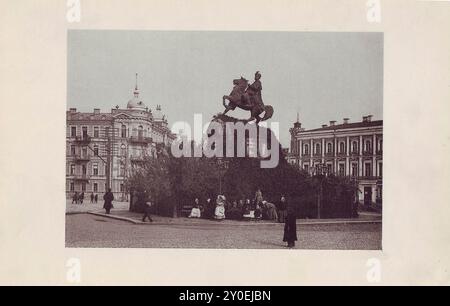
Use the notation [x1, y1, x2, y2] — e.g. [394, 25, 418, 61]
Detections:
[221, 71, 274, 124]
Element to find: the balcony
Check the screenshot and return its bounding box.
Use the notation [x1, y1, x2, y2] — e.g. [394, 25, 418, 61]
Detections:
[324, 152, 334, 157]
[362, 150, 373, 156]
[74, 135, 91, 144]
[129, 136, 153, 145]
[73, 155, 90, 162]
[73, 174, 89, 181]
[376, 149, 383, 155]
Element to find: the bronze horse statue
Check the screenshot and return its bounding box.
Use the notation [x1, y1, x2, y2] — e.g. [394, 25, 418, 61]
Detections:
[222, 77, 273, 123]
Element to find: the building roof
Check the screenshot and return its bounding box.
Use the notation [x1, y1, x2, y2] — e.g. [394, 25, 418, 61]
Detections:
[66, 111, 113, 121]
[303, 120, 382, 133]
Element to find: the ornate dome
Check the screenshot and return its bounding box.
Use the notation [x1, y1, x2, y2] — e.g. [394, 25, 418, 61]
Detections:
[127, 73, 147, 110]
[127, 95, 147, 109]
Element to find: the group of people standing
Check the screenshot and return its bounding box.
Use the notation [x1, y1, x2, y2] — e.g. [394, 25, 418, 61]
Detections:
[188, 190, 289, 223]
[71, 192, 98, 204]
[187, 189, 298, 248]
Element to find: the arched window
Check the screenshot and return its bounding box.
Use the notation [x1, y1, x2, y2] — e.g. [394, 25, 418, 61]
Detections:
[352, 141, 358, 153]
[121, 125, 127, 138]
[340, 142, 345, 153]
[93, 144, 99, 156]
[304, 144, 309, 155]
[138, 125, 143, 138]
[327, 143, 332, 153]
[315, 143, 321, 154]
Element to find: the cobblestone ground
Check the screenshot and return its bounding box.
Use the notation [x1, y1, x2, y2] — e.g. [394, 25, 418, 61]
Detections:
[66, 214, 382, 250]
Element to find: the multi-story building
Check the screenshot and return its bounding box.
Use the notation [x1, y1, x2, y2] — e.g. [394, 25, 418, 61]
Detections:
[66, 76, 176, 200]
[288, 115, 382, 206]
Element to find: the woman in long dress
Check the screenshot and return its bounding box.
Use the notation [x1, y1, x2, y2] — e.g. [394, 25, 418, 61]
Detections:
[189, 198, 202, 218]
[214, 195, 226, 220]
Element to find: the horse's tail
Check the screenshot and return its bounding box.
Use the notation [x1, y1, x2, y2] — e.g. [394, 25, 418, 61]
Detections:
[260, 105, 274, 121]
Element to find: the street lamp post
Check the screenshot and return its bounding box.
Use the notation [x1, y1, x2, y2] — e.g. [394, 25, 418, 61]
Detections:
[312, 162, 329, 219]
[217, 158, 229, 195]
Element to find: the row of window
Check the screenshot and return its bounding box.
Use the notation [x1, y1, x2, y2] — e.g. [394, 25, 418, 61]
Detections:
[70, 145, 99, 157]
[302, 162, 382, 177]
[69, 125, 149, 138]
[299, 139, 382, 155]
[69, 144, 152, 158]
[69, 182, 125, 193]
[68, 163, 126, 177]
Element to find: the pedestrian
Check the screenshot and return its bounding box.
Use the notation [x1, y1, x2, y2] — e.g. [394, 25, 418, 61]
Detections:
[254, 202, 262, 221]
[142, 200, 154, 222]
[79, 191, 84, 204]
[263, 201, 278, 221]
[255, 188, 263, 206]
[90, 192, 94, 203]
[277, 196, 287, 223]
[94, 194, 98, 203]
[72, 192, 78, 204]
[103, 188, 114, 214]
[214, 195, 226, 220]
[283, 204, 298, 248]
[205, 198, 213, 219]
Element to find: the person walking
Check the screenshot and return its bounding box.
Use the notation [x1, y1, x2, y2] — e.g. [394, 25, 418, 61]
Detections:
[283, 204, 298, 248]
[94, 194, 98, 203]
[79, 192, 84, 204]
[103, 188, 114, 214]
[90, 192, 94, 203]
[138, 189, 153, 222]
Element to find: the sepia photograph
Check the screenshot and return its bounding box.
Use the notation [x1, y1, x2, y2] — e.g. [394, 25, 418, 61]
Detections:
[2, 0, 449, 287]
[65, 30, 383, 249]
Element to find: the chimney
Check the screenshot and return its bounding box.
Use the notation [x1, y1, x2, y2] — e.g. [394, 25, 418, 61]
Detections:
[362, 116, 368, 122]
[93, 108, 100, 114]
[367, 115, 373, 122]
[343, 118, 349, 124]
[322, 124, 328, 128]
[69, 108, 77, 113]
[329, 120, 336, 126]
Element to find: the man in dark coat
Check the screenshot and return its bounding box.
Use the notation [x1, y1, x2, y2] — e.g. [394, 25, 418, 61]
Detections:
[103, 188, 114, 214]
[140, 190, 153, 222]
[283, 204, 298, 248]
[94, 194, 98, 203]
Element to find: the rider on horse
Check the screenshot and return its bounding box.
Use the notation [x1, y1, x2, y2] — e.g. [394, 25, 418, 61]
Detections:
[221, 71, 273, 123]
[245, 71, 264, 113]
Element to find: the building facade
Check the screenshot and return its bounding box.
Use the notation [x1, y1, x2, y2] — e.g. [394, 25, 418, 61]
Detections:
[66, 77, 176, 200]
[288, 115, 382, 206]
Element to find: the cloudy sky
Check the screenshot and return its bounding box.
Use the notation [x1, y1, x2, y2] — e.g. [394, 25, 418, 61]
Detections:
[68, 30, 383, 147]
